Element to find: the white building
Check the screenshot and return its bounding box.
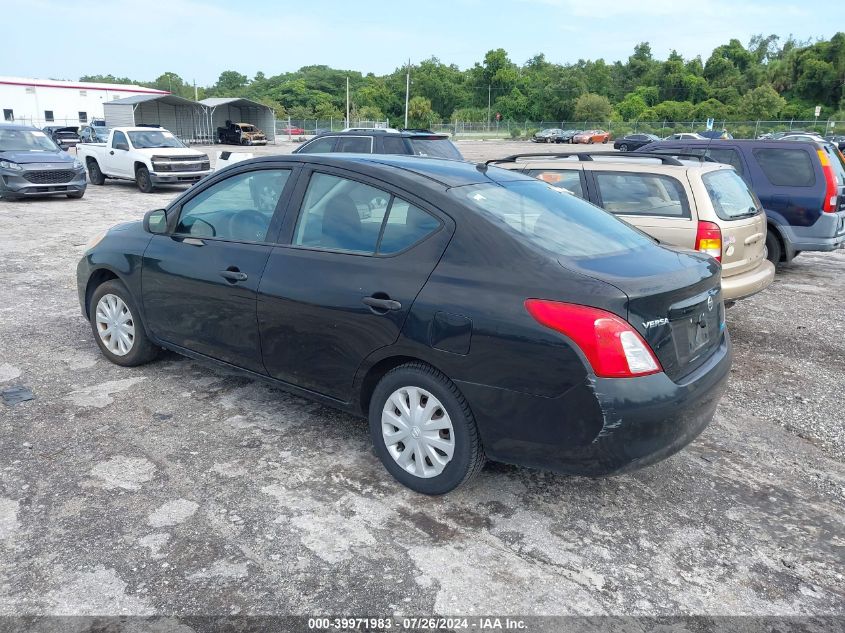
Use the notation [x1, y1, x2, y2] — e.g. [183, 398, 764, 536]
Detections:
[0, 76, 169, 128]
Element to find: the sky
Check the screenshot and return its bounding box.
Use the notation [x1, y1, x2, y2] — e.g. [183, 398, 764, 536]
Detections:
[4, 0, 844, 86]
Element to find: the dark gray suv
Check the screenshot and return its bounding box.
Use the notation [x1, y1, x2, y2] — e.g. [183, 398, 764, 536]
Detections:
[293, 128, 463, 160]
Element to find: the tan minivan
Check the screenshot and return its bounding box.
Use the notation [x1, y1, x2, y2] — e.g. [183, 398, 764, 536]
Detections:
[492, 152, 776, 302]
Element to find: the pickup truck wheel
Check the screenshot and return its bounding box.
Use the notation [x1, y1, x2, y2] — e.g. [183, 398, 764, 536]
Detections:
[87, 161, 105, 185]
[135, 166, 154, 193]
[765, 230, 783, 264]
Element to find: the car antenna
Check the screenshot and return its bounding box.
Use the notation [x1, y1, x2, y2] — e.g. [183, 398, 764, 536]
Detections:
[476, 162, 488, 174]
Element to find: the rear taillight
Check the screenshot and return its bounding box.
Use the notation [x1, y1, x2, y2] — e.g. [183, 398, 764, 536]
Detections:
[696, 221, 722, 261]
[524, 300, 662, 378]
[817, 149, 838, 213]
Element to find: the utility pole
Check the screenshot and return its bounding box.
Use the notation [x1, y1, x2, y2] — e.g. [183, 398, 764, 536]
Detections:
[404, 59, 411, 129]
[346, 76, 350, 127]
[193, 80, 197, 101]
[487, 84, 491, 131]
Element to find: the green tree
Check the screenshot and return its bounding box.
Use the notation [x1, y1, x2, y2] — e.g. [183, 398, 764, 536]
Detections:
[573, 93, 613, 121]
[617, 92, 648, 120]
[738, 84, 786, 119]
[215, 70, 248, 94]
[407, 96, 436, 127]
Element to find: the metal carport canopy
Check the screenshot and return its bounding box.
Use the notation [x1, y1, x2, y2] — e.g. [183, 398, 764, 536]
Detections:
[104, 94, 212, 144]
[200, 97, 276, 142]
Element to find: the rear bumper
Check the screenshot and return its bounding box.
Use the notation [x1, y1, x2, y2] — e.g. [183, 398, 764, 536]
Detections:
[721, 259, 775, 301]
[0, 169, 87, 198]
[775, 210, 845, 253]
[458, 333, 732, 476]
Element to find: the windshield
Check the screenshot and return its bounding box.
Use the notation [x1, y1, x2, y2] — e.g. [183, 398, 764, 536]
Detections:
[449, 180, 654, 258]
[127, 130, 185, 149]
[0, 129, 60, 152]
[240, 125, 255, 132]
[407, 138, 462, 159]
[703, 169, 760, 220]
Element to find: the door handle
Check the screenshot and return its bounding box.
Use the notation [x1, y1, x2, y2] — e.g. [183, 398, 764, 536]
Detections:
[362, 296, 402, 312]
[219, 269, 248, 282]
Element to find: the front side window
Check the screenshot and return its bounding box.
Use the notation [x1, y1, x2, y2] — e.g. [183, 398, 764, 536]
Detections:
[526, 169, 585, 198]
[753, 148, 815, 187]
[703, 170, 760, 220]
[336, 136, 373, 153]
[594, 171, 690, 218]
[298, 136, 337, 154]
[449, 180, 653, 258]
[175, 169, 291, 242]
[128, 130, 185, 149]
[112, 131, 128, 148]
[293, 172, 439, 255]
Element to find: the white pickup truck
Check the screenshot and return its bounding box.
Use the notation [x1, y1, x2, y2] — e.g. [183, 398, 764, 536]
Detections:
[77, 127, 212, 193]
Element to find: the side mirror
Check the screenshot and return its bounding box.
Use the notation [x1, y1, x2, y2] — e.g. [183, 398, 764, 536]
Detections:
[143, 209, 168, 234]
[114, 142, 129, 151]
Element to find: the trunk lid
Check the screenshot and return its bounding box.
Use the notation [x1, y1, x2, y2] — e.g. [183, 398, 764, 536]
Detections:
[562, 246, 724, 382]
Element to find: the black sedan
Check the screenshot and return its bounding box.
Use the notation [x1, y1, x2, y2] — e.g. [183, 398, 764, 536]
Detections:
[614, 133, 660, 151]
[552, 129, 581, 143]
[77, 154, 731, 494]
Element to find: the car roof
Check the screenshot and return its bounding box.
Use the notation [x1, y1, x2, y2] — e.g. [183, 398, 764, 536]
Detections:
[489, 151, 729, 174]
[646, 138, 826, 149]
[237, 153, 531, 188]
[318, 128, 450, 138]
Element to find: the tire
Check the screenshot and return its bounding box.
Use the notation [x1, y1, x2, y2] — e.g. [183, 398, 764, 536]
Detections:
[368, 362, 485, 495]
[588, 138, 594, 144]
[87, 160, 105, 185]
[765, 230, 783, 265]
[603, 137, 609, 144]
[135, 166, 154, 193]
[67, 191, 85, 199]
[619, 143, 628, 152]
[89, 279, 159, 367]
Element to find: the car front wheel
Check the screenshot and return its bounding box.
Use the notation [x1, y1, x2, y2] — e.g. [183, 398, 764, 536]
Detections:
[90, 280, 159, 367]
[135, 166, 154, 193]
[369, 363, 485, 494]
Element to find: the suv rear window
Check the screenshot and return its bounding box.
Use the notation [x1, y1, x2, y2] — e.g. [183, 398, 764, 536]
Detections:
[753, 148, 815, 187]
[526, 169, 585, 198]
[407, 137, 462, 159]
[593, 171, 690, 218]
[703, 170, 760, 220]
[337, 136, 373, 153]
[449, 180, 653, 258]
[382, 136, 408, 154]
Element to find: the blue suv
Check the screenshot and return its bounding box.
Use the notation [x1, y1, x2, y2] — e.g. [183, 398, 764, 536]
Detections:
[639, 138, 845, 264]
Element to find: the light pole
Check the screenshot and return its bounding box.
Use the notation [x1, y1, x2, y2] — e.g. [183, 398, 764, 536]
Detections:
[487, 84, 491, 132]
[404, 59, 411, 129]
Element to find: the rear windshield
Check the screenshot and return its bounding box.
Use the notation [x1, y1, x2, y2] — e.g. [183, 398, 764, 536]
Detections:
[407, 138, 462, 160]
[703, 169, 760, 220]
[448, 180, 653, 258]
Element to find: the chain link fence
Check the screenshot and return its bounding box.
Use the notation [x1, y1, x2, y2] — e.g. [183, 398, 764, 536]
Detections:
[275, 119, 390, 137]
[429, 120, 844, 140]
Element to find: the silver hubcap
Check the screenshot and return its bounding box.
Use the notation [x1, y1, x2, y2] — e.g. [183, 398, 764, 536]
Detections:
[381, 386, 455, 479]
[95, 294, 135, 356]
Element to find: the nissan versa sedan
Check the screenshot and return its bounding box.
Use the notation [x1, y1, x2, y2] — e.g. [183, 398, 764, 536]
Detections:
[0, 124, 87, 199]
[77, 155, 731, 494]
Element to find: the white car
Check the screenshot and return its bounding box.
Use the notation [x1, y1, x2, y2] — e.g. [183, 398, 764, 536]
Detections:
[664, 132, 707, 140]
[77, 127, 211, 192]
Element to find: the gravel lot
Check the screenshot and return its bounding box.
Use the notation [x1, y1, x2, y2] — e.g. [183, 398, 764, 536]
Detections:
[0, 140, 843, 621]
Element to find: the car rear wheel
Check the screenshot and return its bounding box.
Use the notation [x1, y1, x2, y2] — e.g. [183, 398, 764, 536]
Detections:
[619, 143, 628, 152]
[135, 166, 154, 193]
[369, 363, 485, 495]
[588, 138, 594, 144]
[87, 160, 105, 185]
[90, 280, 159, 367]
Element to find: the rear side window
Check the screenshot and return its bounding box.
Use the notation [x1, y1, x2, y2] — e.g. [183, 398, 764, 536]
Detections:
[298, 136, 337, 153]
[448, 181, 653, 258]
[378, 199, 440, 254]
[381, 136, 408, 154]
[703, 170, 759, 220]
[407, 138, 462, 159]
[706, 148, 744, 176]
[753, 148, 815, 186]
[593, 172, 690, 218]
[526, 169, 585, 198]
[336, 136, 373, 153]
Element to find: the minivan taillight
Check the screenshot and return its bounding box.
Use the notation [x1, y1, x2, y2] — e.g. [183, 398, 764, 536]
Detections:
[817, 149, 838, 213]
[524, 300, 662, 378]
[696, 221, 722, 261]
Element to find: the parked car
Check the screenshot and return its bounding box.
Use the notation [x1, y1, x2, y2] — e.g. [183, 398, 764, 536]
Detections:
[42, 126, 80, 150]
[77, 154, 730, 494]
[639, 138, 845, 263]
[294, 128, 464, 159]
[0, 123, 86, 199]
[698, 130, 733, 139]
[217, 120, 268, 146]
[491, 151, 775, 303]
[77, 127, 212, 193]
[614, 133, 660, 151]
[279, 125, 306, 136]
[572, 130, 611, 144]
[551, 129, 581, 143]
[78, 125, 110, 144]
[828, 135, 845, 152]
[532, 128, 562, 143]
[665, 133, 706, 141]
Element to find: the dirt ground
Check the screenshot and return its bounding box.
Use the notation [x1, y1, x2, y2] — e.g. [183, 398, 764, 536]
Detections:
[0, 139, 843, 622]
